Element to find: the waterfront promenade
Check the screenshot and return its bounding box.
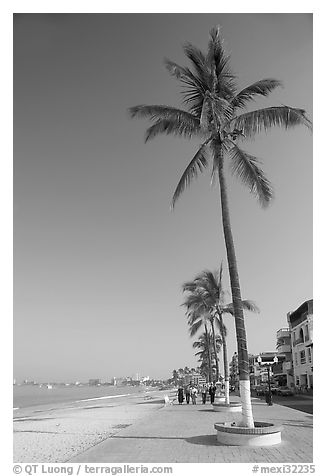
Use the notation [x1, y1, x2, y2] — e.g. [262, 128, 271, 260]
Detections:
[69, 395, 312, 463]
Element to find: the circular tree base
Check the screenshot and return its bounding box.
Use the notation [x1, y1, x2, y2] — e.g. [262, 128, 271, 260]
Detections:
[214, 421, 283, 446]
[212, 402, 242, 413]
[214, 395, 226, 404]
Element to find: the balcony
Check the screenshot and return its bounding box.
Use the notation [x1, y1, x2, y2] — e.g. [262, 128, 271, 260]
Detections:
[272, 362, 284, 375]
[284, 362, 293, 371]
[277, 328, 290, 339]
[277, 344, 291, 353]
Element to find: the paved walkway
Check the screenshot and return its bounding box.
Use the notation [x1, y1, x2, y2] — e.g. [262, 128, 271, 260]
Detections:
[69, 395, 313, 463]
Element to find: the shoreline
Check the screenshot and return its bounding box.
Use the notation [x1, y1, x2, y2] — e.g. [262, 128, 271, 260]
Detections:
[13, 390, 171, 463]
[13, 384, 151, 410]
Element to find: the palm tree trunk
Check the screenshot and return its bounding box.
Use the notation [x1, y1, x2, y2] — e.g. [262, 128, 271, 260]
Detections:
[210, 318, 219, 383]
[218, 313, 230, 405]
[204, 324, 212, 382]
[216, 143, 254, 428]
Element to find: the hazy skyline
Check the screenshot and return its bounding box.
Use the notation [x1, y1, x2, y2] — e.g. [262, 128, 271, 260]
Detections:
[14, 13, 312, 381]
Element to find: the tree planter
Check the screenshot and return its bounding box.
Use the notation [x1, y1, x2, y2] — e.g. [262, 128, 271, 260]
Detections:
[214, 395, 226, 404]
[214, 421, 283, 446]
[212, 402, 242, 413]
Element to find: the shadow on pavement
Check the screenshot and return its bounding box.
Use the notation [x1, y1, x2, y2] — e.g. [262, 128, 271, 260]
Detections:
[82, 405, 114, 410]
[110, 434, 220, 447]
[184, 434, 218, 446]
[137, 400, 165, 405]
[268, 419, 313, 429]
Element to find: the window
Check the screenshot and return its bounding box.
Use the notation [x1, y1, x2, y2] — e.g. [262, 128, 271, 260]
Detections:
[300, 350, 306, 364]
[296, 377, 300, 386]
[308, 347, 312, 363]
[305, 324, 309, 341]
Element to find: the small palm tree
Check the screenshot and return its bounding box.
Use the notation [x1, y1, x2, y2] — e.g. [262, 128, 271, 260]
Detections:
[182, 284, 221, 382]
[172, 369, 179, 385]
[189, 266, 259, 405]
[129, 28, 311, 427]
[193, 326, 213, 382]
[193, 331, 216, 382]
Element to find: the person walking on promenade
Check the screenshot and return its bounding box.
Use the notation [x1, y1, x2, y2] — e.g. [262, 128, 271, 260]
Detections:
[191, 386, 198, 404]
[209, 383, 216, 404]
[185, 386, 191, 404]
[191, 386, 197, 404]
[201, 385, 207, 404]
[177, 386, 184, 404]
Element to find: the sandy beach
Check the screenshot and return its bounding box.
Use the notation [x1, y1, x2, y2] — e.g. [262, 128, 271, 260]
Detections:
[13, 390, 169, 462]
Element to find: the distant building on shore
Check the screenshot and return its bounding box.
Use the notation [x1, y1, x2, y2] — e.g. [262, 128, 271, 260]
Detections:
[183, 372, 206, 386]
[89, 379, 101, 386]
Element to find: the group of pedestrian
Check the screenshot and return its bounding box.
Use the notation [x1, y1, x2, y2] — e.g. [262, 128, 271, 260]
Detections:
[177, 383, 218, 405]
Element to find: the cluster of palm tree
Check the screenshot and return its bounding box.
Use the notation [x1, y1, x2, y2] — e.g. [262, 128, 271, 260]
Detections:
[192, 326, 222, 385]
[130, 27, 311, 427]
[182, 265, 259, 405]
[172, 366, 201, 385]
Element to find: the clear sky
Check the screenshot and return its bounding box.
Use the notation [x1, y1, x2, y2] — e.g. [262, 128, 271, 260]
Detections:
[13, 13, 312, 382]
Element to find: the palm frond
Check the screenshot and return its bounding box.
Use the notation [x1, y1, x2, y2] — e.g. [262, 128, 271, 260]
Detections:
[210, 94, 234, 126]
[182, 280, 197, 293]
[231, 79, 283, 110]
[164, 59, 195, 83]
[228, 145, 273, 207]
[207, 27, 235, 95]
[194, 349, 205, 357]
[171, 142, 211, 209]
[183, 43, 210, 85]
[199, 270, 220, 298]
[129, 104, 199, 125]
[189, 320, 203, 337]
[223, 299, 260, 315]
[241, 300, 260, 313]
[182, 293, 205, 311]
[164, 59, 206, 94]
[231, 105, 312, 138]
[144, 118, 200, 142]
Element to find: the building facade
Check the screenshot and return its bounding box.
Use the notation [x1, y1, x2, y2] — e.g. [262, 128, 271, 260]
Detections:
[287, 299, 313, 390]
[251, 352, 285, 386]
[274, 328, 294, 387]
[184, 372, 206, 386]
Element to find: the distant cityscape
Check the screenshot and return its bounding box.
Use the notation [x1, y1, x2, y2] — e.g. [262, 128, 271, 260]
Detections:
[13, 374, 166, 388]
[14, 299, 313, 393]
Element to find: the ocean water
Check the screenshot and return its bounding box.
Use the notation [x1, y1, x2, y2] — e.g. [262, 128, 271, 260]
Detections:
[13, 384, 146, 409]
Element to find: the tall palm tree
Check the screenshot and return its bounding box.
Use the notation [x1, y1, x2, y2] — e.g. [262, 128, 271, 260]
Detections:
[189, 266, 259, 405]
[129, 28, 311, 427]
[182, 285, 221, 382]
